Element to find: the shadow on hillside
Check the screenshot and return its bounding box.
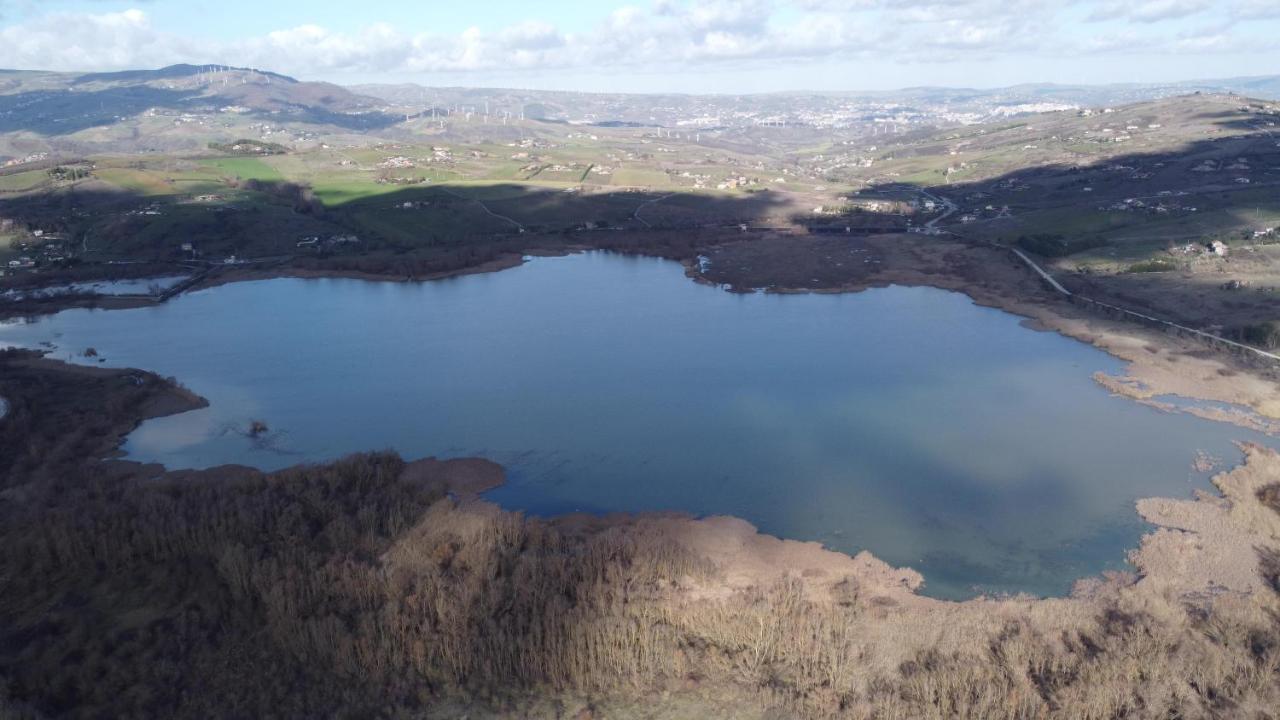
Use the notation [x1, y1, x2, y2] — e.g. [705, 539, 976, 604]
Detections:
[911, 110, 1280, 343]
[337, 182, 799, 233]
[0, 83, 402, 136]
[918, 111, 1280, 231]
[0, 86, 202, 135]
[0, 180, 803, 283]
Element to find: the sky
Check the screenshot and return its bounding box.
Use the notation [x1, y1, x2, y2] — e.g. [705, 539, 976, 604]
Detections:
[0, 0, 1277, 93]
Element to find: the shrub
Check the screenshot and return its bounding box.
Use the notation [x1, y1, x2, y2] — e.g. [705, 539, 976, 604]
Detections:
[1016, 233, 1107, 258]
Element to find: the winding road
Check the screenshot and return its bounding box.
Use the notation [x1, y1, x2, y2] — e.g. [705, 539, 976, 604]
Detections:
[440, 188, 526, 232]
[633, 192, 676, 228]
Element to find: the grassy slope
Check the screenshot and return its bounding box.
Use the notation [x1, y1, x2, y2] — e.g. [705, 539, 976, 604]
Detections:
[0, 170, 49, 192]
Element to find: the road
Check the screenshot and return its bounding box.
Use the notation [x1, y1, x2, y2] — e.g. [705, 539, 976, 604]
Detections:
[440, 188, 526, 232]
[919, 190, 958, 229]
[633, 192, 676, 228]
[923, 189, 1280, 364]
[1008, 247, 1071, 296]
[921, 188, 1069, 295]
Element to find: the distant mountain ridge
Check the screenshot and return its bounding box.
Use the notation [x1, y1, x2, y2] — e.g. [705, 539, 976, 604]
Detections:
[71, 64, 300, 86]
[0, 63, 395, 136]
[353, 74, 1280, 104]
[0, 63, 1275, 152]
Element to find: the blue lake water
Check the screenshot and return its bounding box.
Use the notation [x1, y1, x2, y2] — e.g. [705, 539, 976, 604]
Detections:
[1, 251, 1270, 599]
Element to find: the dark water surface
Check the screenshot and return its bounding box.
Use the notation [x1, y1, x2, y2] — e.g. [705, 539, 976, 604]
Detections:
[2, 252, 1269, 599]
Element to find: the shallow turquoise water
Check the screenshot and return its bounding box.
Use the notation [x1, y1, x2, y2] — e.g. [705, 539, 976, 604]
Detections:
[1, 251, 1269, 599]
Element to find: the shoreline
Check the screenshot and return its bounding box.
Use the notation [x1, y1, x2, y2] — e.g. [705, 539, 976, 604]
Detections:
[6, 232, 1278, 427]
[3, 346, 1279, 717]
[14, 240, 1278, 443]
[5, 236, 1280, 604]
[682, 235, 1280, 434]
[8, 346, 1274, 609]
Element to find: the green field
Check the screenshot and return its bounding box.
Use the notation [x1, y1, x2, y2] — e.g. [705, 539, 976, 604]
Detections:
[0, 170, 49, 192]
[311, 178, 403, 206]
[610, 168, 670, 186]
[201, 157, 285, 182]
[94, 168, 182, 196]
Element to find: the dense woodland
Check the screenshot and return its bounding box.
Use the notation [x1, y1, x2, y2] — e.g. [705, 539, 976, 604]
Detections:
[1, 349, 1279, 718]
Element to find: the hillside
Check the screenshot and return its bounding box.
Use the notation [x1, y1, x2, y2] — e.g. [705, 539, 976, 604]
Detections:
[0, 64, 395, 152]
[2, 73, 1279, 352]
[853, 93, 1280, 345]
[3, 62, 1280, 720]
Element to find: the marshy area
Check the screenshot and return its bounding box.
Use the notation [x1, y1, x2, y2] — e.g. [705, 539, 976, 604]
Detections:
[3, 251, 1275, 599]
[1, 249, 1279, 719]
[0, 346, 1279, 719]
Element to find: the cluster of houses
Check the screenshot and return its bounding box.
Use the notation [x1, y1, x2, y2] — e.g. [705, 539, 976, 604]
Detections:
[126, 203, 165, 217]
[2, 152, 48, 168]
[372, 148, 458, 171]
[374, 176, 429, 186]
[675, 170, 711, 189]
[955, 204, 1012, 223]
[1172, 240, 1230, 257]
[716, 175, 760, 191]
[295, 234, 361, 249]
[1190, 157, 1254, 185]
[226, 142, 275, 155]
[544, 163, 584, 173]
[803, 151, 875, 178]
[994, 178, 1032, 192]
[1106, 196, 1197, 215]
[506, 138, 554, 151]
[378, 156, 416, 169]
[4, 233, 69, 272]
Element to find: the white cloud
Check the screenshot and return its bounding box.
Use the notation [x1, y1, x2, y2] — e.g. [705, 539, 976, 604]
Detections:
[0, 1, 1272, 81]
[1087, 0, 1212, 23]
[1231, 0, 1280, 19]
[0, 9, 183, 71]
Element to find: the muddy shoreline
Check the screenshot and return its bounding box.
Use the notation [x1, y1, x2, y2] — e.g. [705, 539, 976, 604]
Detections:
[2, 345, 1275, 609]
[5, 231, 1277, 420]
[4, 331, 1280, 717]
[4, 232, 1280, 600]
[688, 233, 1280, 432]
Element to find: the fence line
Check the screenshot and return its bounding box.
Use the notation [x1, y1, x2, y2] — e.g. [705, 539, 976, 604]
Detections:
[999, 243, 1280, 365]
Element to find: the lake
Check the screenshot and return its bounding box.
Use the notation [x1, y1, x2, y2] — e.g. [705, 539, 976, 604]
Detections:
[1, 251, 1268, 599]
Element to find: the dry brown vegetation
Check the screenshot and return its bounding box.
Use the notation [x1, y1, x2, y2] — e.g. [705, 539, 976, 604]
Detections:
[1260, 483, 1280, 516]
[2, 353, 1280, 719]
